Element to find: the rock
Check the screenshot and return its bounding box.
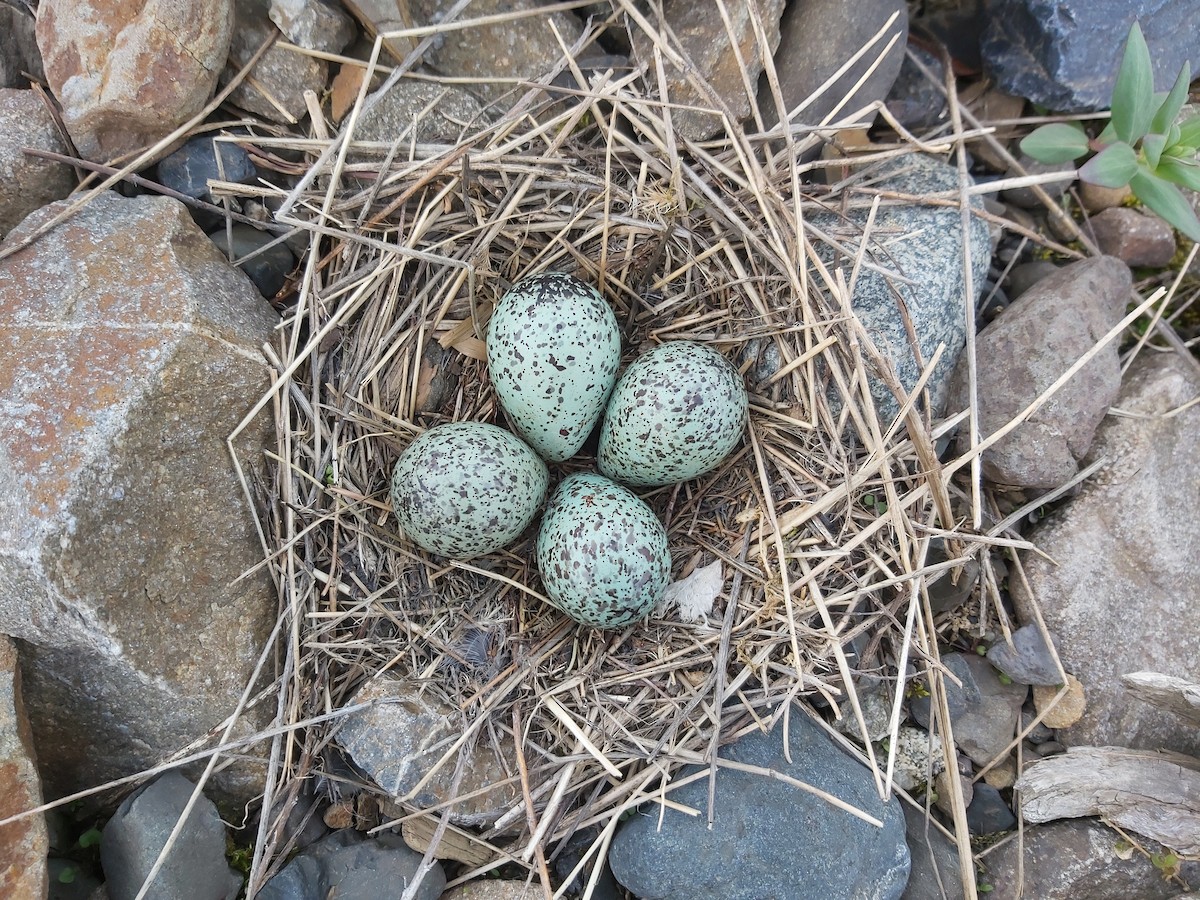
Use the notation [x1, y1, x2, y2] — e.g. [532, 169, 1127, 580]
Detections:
[980, 0, 1199, 112]
[0, 635, 48, 900]
[336, 676, 521, 827]
[1000, 155, 1073, 208]
[1089, 207, 1177, 268]
[891, 725, 944, 792]
[910, 653, 1027, 768]
[885, 43, 946, 131]
[269, 0, 355, 53]
[965, 783, 1015, 835]
[100, 772, 241, 900]
[441, 882, 543, 899]
[764, 0, 907, 138]
[0, 191, 277, 804]
[983, 756, 1016, 790]
[257, 829, 444, 900]
[156, 135, 257, 202]
[336, 0, 411, 62]
[0, 6, 43, 89]
[1015, 746, 1200, 856]
[550, 826, 621, 900]
[609, 714, 910, 900]
[207, 225, 295, 299]
[225, 0, 328, 124]
[1121, 672, 1200, 728]
[901, 802, 965, 900]
[924, 539, 980, 614]
[1034, 740, 1065, 757]
[406, 0, 584, 105]
[980, 817, 1200, 900]
[1078, 181, 1132, 214]
[933, 766, 972, 819]
[814, 154, 992, 422]
[0, 88, 75, 239]
[1032, 673, 1086, 729]
[632, 0, 786, 141]
[35, 0, 233, 161]
[945, 256, 1131, 489]
[1021, 705, 1055, 744]
[1011, 351, 1200, 755]
[1003, 260, 1059, 300]
[354, 81, 491, 145]
[986, 624, 1061, 686]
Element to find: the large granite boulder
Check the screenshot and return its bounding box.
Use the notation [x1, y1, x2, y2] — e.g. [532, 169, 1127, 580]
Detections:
[0, 89, 76, 239]
[0, 191, 277, 803]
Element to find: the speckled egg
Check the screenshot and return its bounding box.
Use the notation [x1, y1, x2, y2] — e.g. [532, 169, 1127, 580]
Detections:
[390, 422, 548, 558]
[487, 272, 621, 462]
[536, 473, 671, 629]
[598, 341, 748, 488]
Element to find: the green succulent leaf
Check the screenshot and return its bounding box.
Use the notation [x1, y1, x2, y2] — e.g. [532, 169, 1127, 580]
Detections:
[1177, 115, 1200, 149]
[1078, 142, 1138, 187]
[1142, 132, 1168, 169]
[1151, 62, 1191, 134]
[1097, 121, 1118, 146]
[1130, 170, 1200, 240]
[1155, 157, 1200, 193]
[1111, 22, 1156, 144]
[1019, 122, 1091, 163]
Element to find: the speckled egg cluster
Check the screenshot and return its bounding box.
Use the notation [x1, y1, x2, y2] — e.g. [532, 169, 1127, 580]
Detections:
[536, 474, 671, 628]
[390, 422, 548, 558]
[598, 341, 748, 488]
[487, 272, 621, 462]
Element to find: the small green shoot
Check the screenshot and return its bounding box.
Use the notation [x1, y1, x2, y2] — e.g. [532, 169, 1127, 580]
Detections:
[77, 827, 102, 849]
[1020, 21, 1200, 240]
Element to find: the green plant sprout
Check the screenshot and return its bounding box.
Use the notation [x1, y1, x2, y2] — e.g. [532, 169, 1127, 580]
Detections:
[1020, 21, 1200, 241]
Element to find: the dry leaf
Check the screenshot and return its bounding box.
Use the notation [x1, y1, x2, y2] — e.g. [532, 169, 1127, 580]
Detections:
[658, 560, 723, 623]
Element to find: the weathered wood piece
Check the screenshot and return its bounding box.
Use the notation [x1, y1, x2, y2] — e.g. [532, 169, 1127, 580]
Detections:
[1121, 672, 1200, 728]
[1015, 746, 1200, 855]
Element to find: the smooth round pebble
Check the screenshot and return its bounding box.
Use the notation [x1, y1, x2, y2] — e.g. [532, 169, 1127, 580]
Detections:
[599, 341, 747, 488]
[536, 473, 670, 628]
[391, 422, 548, 558]
[1033, 673, 1086, 729]
[487, 272, 621, 462]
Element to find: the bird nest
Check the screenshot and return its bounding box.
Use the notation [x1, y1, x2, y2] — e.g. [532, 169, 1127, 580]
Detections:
[233, 10, 980, 895]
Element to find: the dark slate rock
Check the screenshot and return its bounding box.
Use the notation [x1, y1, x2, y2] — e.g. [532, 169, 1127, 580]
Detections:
[980, 818, 1200, 899]
[100, 771, 241, 900]
[885, 43, 947, 131]
[207, 225, 295, 299]
[901, 803, 965, 900]
[552, 826, 622, 900]
[257, 829, 444, 900]
[980, 0, 1200, 112]
[608, 714, 910, 900]
[965, 784, 1015, 836]
[910, 653, 1026, 768]
[987, 624, 1060, 686]
[812, 154, 992, 421]
[157, 136, 257, 201]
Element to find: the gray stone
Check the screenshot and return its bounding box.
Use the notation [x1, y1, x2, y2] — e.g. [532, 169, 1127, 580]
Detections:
[269, 0, 355, 54]
[0, 88, 75, 239]
[1004, 260, 1060, 300]
[891, 726, 944, 792]
[100, 772, 241, 900]
[632, 0, 786, 141]
[157, 135, 257, 202]
[35, 0, 233, 161]
[226, 0, 328, 124]
[1000, 155, 1073, 208]
[0, 6, 43, 89]
[0, 635, 48, 900]
[979, 818, 1200, 899]
[609, 713, 910, 900]
[885, 43, 947, 131]
[443, 882, 556, 899]
[407, 0, 583, 105]
[814, 154, 992, 422]
[1011, 351, 1200, 757]
[1090, 207, 1177, 269]
[901, 803, 965, 900]
[987, 624, 1061, 686]
[980, 0, 1200, 112]
[910, 653, 1026, 768]
[336, 676, 521, 827]
[354, 80, 491, 145]
[0, 192, 277, 804]
[945, 256, 1131, 489]
[964, 784, 1015, 836]
[208, 225, 295, 299]
[257, 829, 444, 900]
[763, 0, 907, 138]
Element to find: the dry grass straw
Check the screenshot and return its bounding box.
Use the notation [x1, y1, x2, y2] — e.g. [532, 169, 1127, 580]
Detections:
[221, 6, 1002, 896]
